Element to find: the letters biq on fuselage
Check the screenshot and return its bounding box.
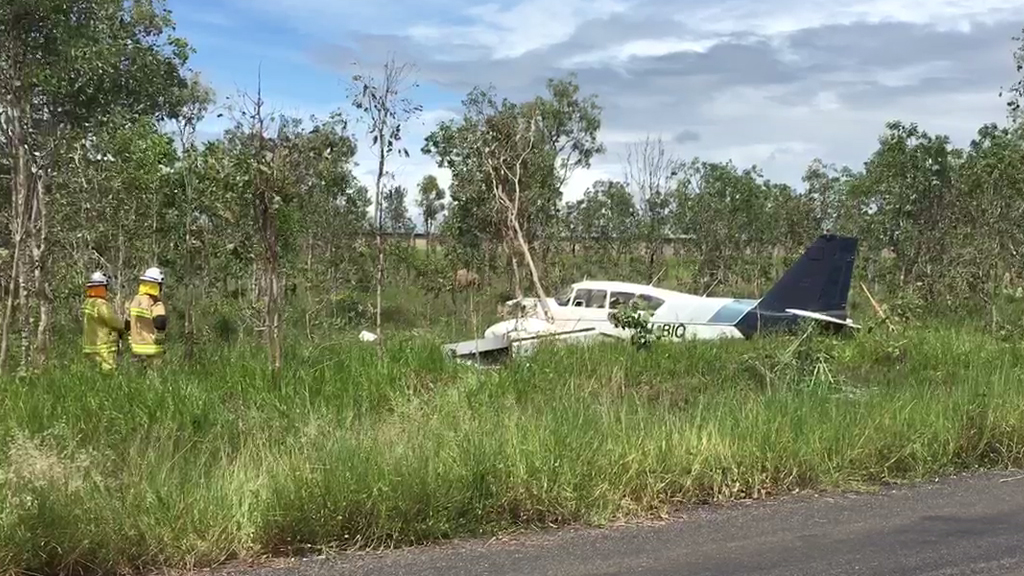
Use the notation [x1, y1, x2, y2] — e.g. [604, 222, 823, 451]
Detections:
[443, 234, 861, 363]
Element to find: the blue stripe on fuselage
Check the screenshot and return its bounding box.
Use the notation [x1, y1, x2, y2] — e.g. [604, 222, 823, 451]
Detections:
[705, 299, 760, 324]
[734, 307, 798, 338]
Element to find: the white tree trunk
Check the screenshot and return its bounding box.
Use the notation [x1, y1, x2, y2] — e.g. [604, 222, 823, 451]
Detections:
[31, 169, 49, 368]
[0, 102, 30, 375]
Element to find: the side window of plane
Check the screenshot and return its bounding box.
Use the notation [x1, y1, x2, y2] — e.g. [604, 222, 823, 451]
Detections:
[609, 291, 636, 310]
[587, 290, 608, 308]
[572, 289, 607, 308]
[635, 294, 665, 311]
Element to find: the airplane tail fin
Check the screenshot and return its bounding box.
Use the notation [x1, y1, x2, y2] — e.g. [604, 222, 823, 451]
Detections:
[757, 234, 859, 318]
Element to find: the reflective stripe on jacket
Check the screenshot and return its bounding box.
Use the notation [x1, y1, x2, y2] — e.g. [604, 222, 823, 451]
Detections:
[82, 297, 121, 354]
[127, 293, 166, 355]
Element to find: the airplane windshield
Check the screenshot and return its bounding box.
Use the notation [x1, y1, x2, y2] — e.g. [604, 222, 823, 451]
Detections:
[553, 285, 573, 306]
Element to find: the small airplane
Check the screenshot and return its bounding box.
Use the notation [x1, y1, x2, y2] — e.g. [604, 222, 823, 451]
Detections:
[443, 233, 860, 364]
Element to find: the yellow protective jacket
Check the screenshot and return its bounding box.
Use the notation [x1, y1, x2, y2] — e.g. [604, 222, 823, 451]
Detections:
[82, 296, 122, 357]
[126, 293, 167, 356]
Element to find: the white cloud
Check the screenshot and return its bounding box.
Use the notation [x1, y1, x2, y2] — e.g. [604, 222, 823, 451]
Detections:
[229, 0, 1024, 79]
[688, 88, 1005, 184]
[565, 166, 617, 200]
[820, 61, 957, 87]
[677, 0, 1023, 37]
[480, 0, 1024, 69]
[408, 0, 630, 58]
[210, 0, 1024, 210]
[563, 38, 721, 67]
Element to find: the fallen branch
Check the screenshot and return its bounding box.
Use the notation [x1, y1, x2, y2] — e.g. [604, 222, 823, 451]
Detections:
[860, 282, 897, 333]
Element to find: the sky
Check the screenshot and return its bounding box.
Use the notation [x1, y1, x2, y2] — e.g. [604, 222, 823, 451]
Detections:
[168, 0, 1024, 222]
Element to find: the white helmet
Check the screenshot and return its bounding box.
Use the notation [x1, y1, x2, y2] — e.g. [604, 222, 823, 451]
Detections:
[140, 267, 164, 284]
[86, 271, 109, 287]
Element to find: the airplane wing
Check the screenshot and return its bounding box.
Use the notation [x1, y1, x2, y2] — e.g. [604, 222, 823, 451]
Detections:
[443, 326, 624, 365]
[785, 308, 861, 329]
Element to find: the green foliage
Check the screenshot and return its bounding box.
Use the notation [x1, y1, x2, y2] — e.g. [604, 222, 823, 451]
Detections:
[0, 0, 192, 126]
[383, 184, 414, 234]
[608, 300, 658, 350]
[422, 75, 604, 278]
[416, 174, 447, 243]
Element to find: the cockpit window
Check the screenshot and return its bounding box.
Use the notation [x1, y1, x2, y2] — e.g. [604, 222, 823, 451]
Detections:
[553, 285, 573, 307]
[572, 288, 607, 308]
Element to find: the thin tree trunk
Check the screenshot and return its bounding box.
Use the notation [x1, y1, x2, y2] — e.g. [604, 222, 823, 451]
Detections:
[183, 151, 195, 361]
[116, 219, 126, 307]
[306, 237, 314, 277]
[251, 262, 259, 308]
[491, 154, 552, 322]
[326, 243, 334, 290]
[304, 236, 315, 340]
[31, 170, 49, 368]
[150, 186, 159, 265]
[511, 214, 553, 322]
[18, 183, 35, 372]
[375, 224, 383, 345]
[259, 177, 282, 372]
[267, 245, 281, 369]
[0, 102, 30, 375]
[506, 235, 523, 299]
[256, 193, 281, 371]
[116, 171, 138, 312]
[185, 289, 195, 359]
[201, 230, 209, 302]
[373, 130, 386, 359]
[250, 78, 282, 374]
[0, 221, 22, 376]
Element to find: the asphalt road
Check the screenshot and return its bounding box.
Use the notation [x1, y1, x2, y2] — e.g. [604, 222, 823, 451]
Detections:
[218, 470, 1024, 576]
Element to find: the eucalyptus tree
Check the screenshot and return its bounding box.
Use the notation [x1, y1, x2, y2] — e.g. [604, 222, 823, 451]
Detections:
[416, 174, 446, 252]
[572, 179, 639, 270]
[348, 55, 422, 350]
[422, 75, 604, 303]
[848, 121, 963, 296]
[623, 135, 679, 279]
[0, 0, 191, 373]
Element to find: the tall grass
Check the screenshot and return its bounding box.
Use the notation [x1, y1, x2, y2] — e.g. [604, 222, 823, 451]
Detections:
[2, 323, 1024, 574]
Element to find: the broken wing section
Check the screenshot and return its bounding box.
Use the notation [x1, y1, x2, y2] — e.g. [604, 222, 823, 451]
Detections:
[443, 319, 623, 366]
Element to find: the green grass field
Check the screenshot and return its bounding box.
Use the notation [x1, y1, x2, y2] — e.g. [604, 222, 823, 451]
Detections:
[2, 317, 1023, 574]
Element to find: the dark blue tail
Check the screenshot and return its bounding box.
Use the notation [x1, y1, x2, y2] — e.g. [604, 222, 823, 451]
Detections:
[759, 233, 858, 316]
[734, 234, 858, 337]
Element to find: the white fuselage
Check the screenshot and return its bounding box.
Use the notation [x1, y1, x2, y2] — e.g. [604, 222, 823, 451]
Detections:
[485, 280, 758, 342]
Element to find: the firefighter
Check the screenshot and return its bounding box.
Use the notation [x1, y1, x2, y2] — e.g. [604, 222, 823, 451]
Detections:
[125, 266, 167, 365]
[82, 271, 125, 371]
